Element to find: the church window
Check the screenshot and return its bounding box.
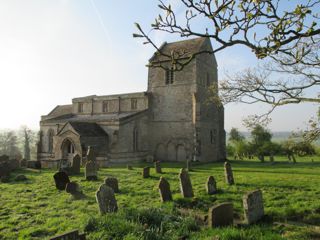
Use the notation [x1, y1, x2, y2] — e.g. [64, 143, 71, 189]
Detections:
[165, 68, 174, 85]
[48, 129, 54, 153]
[78, 102, 84, 113]
[210, 129, 217, 144]
[133, 127, 138, 151]
[102, 101, 109, 113]
[131, 99, 138, 110]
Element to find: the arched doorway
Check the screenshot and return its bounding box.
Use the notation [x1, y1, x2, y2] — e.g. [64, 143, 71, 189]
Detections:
[61, 139, 75, 162]
[167, 142, 176, 161]
[155, 144, 166, 161]
[177, 145, 187, 162]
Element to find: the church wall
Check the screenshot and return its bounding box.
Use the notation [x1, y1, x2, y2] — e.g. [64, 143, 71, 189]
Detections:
[147, 60, 197, 162]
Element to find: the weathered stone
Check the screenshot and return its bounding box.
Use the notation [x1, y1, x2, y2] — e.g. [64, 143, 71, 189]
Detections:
[158, 177, 172, 202]
[66, 182, 80, 195]
[208, 202, 233, 227]
[179, 168, 194, 198]
[0, 162, 10, 177]
[243, 189, 264, 224]
[224, 162, 234, 185]
[0, 155, 9, 162]
[71, 155, 81, 174]
[0, 175, 10, 183]
[20, 159, 27, 167]
[127, 165, 133, 170]
[269, 155, 274, 162]
[53, 171, 70, 190]
[27, 160, 41, 169]
[142, 167, 150, 178]
[96, 184, 118, 214]
[206, 176, 217, 195]
[15, 174, 27, 181]
[50, 230, 86, 240]
[155, 161, 162, 173]
[86, 146, 96, 162]
[85, 161, 97, 180]
[8, 159, 20, 171]
[104, 177, 119, 193]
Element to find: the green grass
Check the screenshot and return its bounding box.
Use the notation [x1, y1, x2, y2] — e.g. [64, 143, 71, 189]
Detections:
[0, 156, 320, 239]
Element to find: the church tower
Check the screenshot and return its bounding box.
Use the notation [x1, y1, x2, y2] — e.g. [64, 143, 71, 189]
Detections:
[147, 37, 226, 162]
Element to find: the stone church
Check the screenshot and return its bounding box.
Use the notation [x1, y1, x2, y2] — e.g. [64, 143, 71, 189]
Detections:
[38, 37, 226, 168]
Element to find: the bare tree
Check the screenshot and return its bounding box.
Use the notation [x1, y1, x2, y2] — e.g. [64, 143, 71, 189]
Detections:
[134, 0, 320, 139]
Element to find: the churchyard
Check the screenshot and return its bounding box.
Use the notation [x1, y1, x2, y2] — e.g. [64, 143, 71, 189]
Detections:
[0, 157, 319, 240]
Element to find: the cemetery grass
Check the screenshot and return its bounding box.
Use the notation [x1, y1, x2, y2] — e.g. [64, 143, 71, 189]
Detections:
[0, 157, 319, 240]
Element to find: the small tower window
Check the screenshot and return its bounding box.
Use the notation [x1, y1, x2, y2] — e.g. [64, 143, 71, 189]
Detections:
[165, 68, 174, 85]
[131, 99, 137, 110]
[102, 101, 109, 113]
[78, 103, 84, 113]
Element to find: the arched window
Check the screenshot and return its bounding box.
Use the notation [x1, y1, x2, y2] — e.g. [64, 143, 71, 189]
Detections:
[133, 127, 138, 152]
[48, 129, 54, 153]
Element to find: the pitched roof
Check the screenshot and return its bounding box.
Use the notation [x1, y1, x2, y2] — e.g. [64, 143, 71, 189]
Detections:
[67, 122, 107, 137]
[149, 37, 208, 62]
[47, 105, 72, 117]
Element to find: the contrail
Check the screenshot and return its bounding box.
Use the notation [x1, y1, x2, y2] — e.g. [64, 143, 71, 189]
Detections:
[89, 0, 112, 46]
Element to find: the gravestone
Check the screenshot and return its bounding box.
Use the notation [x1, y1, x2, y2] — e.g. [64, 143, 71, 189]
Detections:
[66, 182, 80, 195]
[15, 174, 27, 181]
[50, 230, 86, 240]
[85, 161, 97, 180]
[158, 177, 172, 202]
[142, 167, 150, 178]
[243, 189, 264, 224]
[179, 168, 194, 198]
[208, 202, 233, 227]
[0, 162, 10, 177]
[53, 172, 70, 190]
[155, 161, 162, 173]
[20, 159, 27, 168]
[71, 155, 81, 174]
[104, 177, 119, 193]
[27, 160, 41, 169]
[206, 176, 217, 195]
[9, 159, 20, 171]
[224, 162, 234, 185]
[127, 165, 133, 170]
[86, 146, 96, 162]
[0, 155, 9, 162]
[96, 184, 118, 214]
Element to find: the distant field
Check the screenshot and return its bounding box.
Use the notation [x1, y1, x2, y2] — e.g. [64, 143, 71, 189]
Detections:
[0, 157, 320, 240]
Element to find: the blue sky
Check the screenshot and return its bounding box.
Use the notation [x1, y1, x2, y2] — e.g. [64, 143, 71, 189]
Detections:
[0, 0, 318, 131]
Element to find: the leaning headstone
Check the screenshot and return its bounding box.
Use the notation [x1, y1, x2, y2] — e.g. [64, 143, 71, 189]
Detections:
[155, 161, 162, 173]
[208, 202, 233, 227]
[179, 168, 194, 198]
[86, 146, 96, 162]
[71, 155, 81, 174]
[96, 184, 118, 214]
[127, 165, 133, 170]
[243, 189, 264, 224]
[50, 230, 86, 240]
[65, 182, 80, 195]
[142, 167, 150, 178]
[53, 172, 70, 190]
[104, 177, 119, 193]
[206, 176, 217, 195]
[224, 162, 234, 185]
[85, 161, 97, 180]
[158, 177, 172, 202]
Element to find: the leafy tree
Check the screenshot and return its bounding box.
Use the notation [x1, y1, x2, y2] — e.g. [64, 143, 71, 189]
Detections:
[249, 124, 272, 161]
[229, 128, 245, 143]
[0, 130, 21, 159]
